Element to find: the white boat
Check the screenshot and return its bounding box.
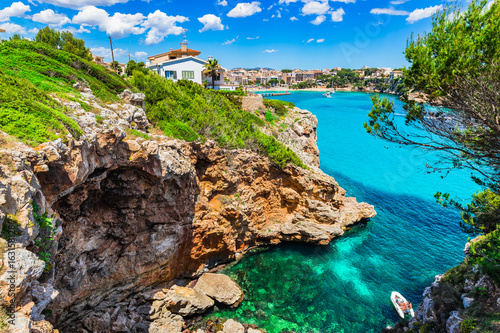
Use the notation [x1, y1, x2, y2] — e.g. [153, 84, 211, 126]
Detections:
[323, 91, 334, 98]
[391, 291, 414, 318]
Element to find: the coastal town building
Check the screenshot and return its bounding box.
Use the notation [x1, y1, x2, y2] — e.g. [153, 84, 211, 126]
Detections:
[145, 41, 234, 90]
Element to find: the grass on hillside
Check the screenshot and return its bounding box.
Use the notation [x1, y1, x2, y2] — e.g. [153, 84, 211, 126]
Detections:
[0, 40, 133, 146]
[131, 72, 306, 169]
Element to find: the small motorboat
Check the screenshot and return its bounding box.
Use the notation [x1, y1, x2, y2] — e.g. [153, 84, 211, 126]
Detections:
[323, 91, 334, 98]
[391, 291, 414, 318]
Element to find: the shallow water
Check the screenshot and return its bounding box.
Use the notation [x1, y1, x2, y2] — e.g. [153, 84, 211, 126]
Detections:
[210, 91, 479, 332]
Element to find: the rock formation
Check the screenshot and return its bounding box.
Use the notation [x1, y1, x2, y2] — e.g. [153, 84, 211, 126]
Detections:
[0, 87, 375, 332]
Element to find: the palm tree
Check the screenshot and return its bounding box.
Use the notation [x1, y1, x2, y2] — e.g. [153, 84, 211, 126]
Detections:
[203, 58, 221, 90]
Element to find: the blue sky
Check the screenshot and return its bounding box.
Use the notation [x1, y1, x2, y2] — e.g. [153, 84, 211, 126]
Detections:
[0, 0, 467, 69]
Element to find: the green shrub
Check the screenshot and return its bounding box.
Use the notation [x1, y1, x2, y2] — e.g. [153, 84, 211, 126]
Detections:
[265, 110, 279, 123]
[468, 230, 500, 284]
[0, 307, 9, 333]
[1, 214, 22, 240]
[32, 203, 57, 272]
[126, 129, 150, 140]
[263, 98, 295, 116]
[131, 73, 306, 169]
[459, 319, 476, 333]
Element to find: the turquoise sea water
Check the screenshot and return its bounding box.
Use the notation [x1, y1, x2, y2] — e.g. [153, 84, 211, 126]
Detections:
[211, 92, 479, 332]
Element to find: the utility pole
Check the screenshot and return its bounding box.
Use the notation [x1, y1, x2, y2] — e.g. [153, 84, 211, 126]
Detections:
[109, 36, 116, 72]
[128, 52, 131, 63]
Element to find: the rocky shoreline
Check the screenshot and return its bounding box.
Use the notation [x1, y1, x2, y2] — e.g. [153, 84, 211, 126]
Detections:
[0, 86, 375, 332]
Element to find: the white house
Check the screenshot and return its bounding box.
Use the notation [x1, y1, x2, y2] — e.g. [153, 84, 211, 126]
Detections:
[146, 41, 234, 89]
[146, 42, 207, 84]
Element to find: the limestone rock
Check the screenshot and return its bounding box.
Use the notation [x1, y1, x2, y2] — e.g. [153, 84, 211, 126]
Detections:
[10, 313, 31, 333]
[194, 274, 243, 307]
[30, 320, 54, 333]
[461, 295, 474, 309]
[222, 319, 244, 333]
[0, 249, 45, 306]
[446, 311, 462, 333]
[164, 285, 214, 316]
[149, 310, 184, 333]
[64, 101, 82, 110]
[30, 282, 59, 321]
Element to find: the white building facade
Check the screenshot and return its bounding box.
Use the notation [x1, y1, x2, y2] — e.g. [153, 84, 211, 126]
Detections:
[148, 57, 207, 85]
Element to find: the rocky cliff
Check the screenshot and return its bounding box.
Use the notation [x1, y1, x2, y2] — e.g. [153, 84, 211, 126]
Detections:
[0, 88, 375, 333]
[385, 238, 500, 333]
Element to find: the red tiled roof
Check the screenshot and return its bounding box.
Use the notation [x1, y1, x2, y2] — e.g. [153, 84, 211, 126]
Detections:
[169, 48, 201, 53]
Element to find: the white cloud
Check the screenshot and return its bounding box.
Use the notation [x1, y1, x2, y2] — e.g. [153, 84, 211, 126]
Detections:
[73, 6, 146, 38]
[142, 10, 188, 45]
[307, 38, 314, 43]
[317, 38, 325, 43]
[217, 0, 228, 5]
[32, 0, 128, 10]
[33, 9, 71, 27]
[0, 22, 27, 34]
[90, 46, 127, 60]
[290, 16, 298, 21]
[28, 27, 39, 34]
[390, 0, 409, 4]
[331, 0, 355, 3]
[301, 1, 330, 15]
[135, 51, 148, 59]
[227, 2, 262, 18]
[370, 7, 410, 15]
[198, 14, 225, 32]
[0, 2, 31, 22]
[263, 49, 277, 53]
[406, 5, 442, 23]
[279, 0, 299, 4]
[330, 7, 345, 21]
[61, 25, 91, 34]
[222, 37, 237, 45]
[310, 14, 325, 25]
[247, 36, 259, 39]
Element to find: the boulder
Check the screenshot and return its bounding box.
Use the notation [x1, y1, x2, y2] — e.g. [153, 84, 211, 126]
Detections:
[149, 310, 184, 333]
[461, 295, 474, 309]
[221, 319, 244, 333]
[446, 311, 463, 333]
[194, 273, 243, 307]
[164, 285, 214, 316]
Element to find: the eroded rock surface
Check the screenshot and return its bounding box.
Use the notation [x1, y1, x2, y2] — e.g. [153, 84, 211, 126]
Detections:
[0, 86, 376, 332]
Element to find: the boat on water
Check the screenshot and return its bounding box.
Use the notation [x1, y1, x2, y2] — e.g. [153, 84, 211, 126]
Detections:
[391, 291, 414, 318]
[323, 91, 335, 97]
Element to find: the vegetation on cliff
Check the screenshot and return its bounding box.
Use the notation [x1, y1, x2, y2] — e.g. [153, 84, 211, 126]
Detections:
[0, 39, 132, 145]
[131, 71, 306, 168]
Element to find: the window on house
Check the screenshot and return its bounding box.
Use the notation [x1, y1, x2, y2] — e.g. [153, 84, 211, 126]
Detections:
[182, 71, 195, 80]
[165, 71, 177, 79]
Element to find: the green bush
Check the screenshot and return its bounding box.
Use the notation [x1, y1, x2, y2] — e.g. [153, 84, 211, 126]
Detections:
[459, 319, 476, 333]
[468, 230, 500, 284]
[126, 129, 150, 140]
[263, 98, 295, 116]
[131, 73, 306, 169]
[0, 307, 9, 333]
[0, 214, 22, 240]
[265, 110, 279, 123]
